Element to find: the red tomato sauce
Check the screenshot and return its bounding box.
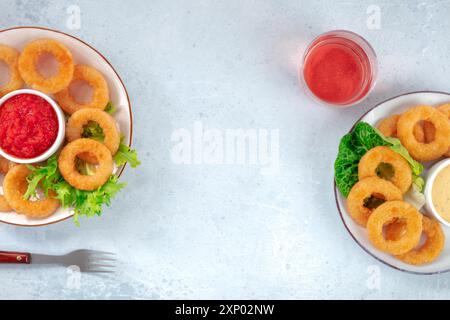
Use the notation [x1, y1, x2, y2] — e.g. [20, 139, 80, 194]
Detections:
[0, 94, 59, 159]
[303, 41, 371, 105]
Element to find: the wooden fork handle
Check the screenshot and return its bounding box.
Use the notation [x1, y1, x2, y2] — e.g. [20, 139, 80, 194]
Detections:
[0, 251, 31, 264]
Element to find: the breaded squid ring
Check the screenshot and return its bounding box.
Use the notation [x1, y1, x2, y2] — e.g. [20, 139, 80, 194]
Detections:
[358, 146, 412, 194]
[58, 139, 113, 191]
[387, 216, 444, 265]
[0, 155, 16, 212]
[347, 177, 403, 227]
[437, 104, 450, 157]
[377, 114, 400, 137]
[0, 156, 13, 212]
[54, 65, 109, 115]
[397, 105, 450, 161]
[3, 165, 60, 218]
[0, 44, 24, 97]
[18, 39, 74, 94]
[437, 103, 450, 118]
[0, 195, 12, 212]
[367, 201, 422, 255]
[0, 155, 15, 174]
[377, 114, 425, 142]
[66, 109, 120, 163]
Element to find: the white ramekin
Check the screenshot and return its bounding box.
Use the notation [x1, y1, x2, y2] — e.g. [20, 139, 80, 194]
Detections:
[0, 89, 66, 164]
[425, 158, 450, 227]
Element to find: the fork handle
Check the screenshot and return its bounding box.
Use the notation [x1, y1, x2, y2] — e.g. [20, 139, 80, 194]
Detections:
[0, 251, 31, 264]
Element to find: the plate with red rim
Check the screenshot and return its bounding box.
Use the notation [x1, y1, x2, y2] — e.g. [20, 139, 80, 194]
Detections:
[335, 91, 450, 274]
[0, 26, 133, 227]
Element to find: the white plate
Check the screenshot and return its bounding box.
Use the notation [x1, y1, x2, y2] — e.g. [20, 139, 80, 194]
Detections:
[0, 27, 132, 227]
[335, 91, 450, 274]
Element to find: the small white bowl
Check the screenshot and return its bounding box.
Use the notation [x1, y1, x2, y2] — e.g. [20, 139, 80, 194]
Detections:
[0, 89, 66, 164]
[425, 158, 450, 227]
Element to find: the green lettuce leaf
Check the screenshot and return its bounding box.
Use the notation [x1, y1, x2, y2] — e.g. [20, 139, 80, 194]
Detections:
[412, 175, 425, 192]
[351, 122, 389, 155]
[114, 140, 141, 168]
[334, 134, 361, 197]
[105, 102, 117, 115]
[72, 176, 126, 225]
[24, 156, 61, 199]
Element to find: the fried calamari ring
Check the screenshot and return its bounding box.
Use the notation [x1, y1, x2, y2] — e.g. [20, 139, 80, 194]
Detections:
[437, 103, 450, 118]
[387, 216, 444, 265]
[367, 201, 422, 255]
[3, 165, 59, 218]
[377, 114, 425, 142]
[377, 115, 400, 137]
[358, 146, 412, 194]
[347, 177, 403, 227]
[0, 156, 15, 211]
[0, 44, 23, 97]
[0, 195, 12, 212]
[437, 104, 450, 157]
[397, 105, 450, 161]
[54, 65, 109, 115]
[58, 139, 113, 191]
[0, 156, 12, 212]
[66, 109, 120, 163]
[397, 217, 444, 265]
[0, 156, 15, 174]
[0, 156, 16, 212]
[18, 39, 74, 94]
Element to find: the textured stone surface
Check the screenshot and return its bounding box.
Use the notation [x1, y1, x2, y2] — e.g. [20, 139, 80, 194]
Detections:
[1, 0, 450, 299]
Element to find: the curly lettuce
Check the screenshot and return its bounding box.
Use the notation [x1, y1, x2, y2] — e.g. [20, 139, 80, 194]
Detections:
[105, 102, 117, 115]
[334, 134, 362, 197]
[113, 138, 141, 168]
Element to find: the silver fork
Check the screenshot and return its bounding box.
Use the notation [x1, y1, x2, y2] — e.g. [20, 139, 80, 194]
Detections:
[0, 249, 116, 273]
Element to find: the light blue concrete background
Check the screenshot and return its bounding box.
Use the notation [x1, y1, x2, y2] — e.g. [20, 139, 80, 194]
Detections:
[0, 0, 450, 299]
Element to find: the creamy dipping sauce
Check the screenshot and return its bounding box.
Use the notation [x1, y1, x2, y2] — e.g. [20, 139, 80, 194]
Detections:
[432, 165, 450, 222]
